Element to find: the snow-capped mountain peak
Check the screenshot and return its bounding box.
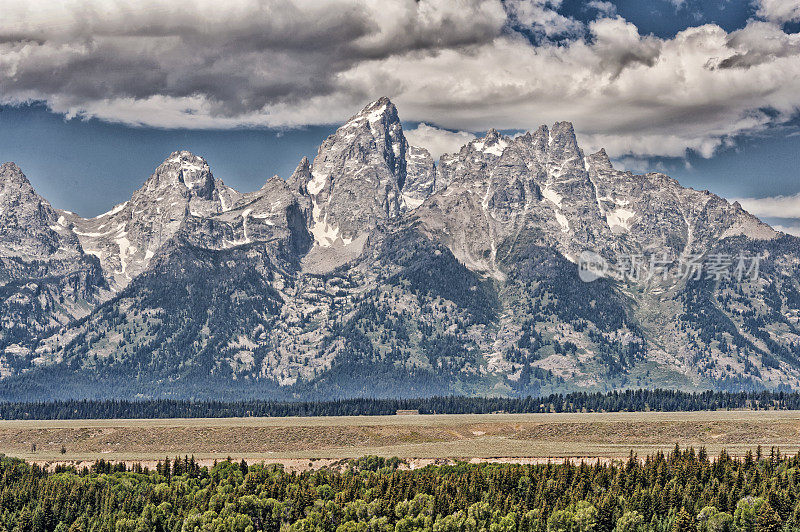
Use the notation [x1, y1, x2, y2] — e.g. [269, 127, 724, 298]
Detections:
[61, 151, 239, 289]
[473, 128, 510, 157]
[306, 97, 408, 247]
[141, 150, 216, 200]
[3, 98, 800, 399]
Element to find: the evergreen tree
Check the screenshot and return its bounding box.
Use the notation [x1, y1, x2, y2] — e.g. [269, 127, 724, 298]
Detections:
[756, 503, 781, 532]
[673, 508, 697, 532]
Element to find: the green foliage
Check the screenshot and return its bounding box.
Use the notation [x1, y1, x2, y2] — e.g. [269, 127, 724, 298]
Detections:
[3, 389, 800, 419]
[616, 511, 647, 532]
[696, 507, 732, 532]
[348, 456, 404, 473]
[3, 447, 800, 531]
[549, 501, 598, 532]
[734, 497, 765, 532]
[673, 508, 697, 532]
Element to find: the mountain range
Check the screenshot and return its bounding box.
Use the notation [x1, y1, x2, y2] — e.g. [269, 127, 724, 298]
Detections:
[1, 97, 799, 400]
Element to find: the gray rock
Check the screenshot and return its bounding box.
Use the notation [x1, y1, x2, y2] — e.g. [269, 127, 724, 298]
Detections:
[306, 97, 407, 246]
[0, 163, 108, 364]
[0, 97, 797, 398]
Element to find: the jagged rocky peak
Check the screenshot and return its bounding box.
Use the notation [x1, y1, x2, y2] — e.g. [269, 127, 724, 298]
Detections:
[0, 162, 85, 259]
[0, 164, 107, 349]
[129, 150, 242, 214]
[1, 162, 40, 205]
[472, 128, 511, 156]
[547, 121, 583, 167]
[306, 97, 408, 247]
[1, 163, 38, 219]
[436, 129, 510, 192]
[516, 125, 549, 150]
[287, 157, 311, 195]
[339, 96, 406, 175]
[1, 162, 28, 185]
[586, 148, 614, 171]
[141, 150, 216, 200]
[309, 96, 407, 194]
[61, 150, 240, 290]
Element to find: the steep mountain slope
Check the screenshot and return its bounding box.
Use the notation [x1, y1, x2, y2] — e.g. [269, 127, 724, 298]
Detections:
[1, 98, 799, 400]
[306, 97, 407, 248]
[61, 151, 243, 290]
[0, 163, 109, 376]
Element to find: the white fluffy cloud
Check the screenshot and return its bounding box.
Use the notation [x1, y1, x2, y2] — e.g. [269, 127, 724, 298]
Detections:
[2, 0, 800, 159]
[404, 124, 477, 160]
[773, 223, 800, 236]
[585, 1, 617, 17]
[733, 193, 800, 219]
[0, 0, 506, 126]
[504, 0, 584, 39]
[756, 0, 800, 23]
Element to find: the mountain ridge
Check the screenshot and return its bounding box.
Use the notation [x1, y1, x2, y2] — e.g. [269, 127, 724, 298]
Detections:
[1, 97, 798, 400]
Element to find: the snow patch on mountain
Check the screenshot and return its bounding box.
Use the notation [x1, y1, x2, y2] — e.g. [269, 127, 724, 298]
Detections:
[555, 211, 571, 232]
[95, 202, 128, 219]
[542, 186, 563, 207]
[606, 207, 636, 232]
[307, 171, 327, 196]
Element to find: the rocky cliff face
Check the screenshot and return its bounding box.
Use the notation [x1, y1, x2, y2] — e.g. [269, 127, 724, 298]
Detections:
[0, 163, 109, 374]
[306, 97, 407, 248]
[403, 145, 437, 208]
[0, 163, 84, 262]
[61, 151, 244, 290]
[1, 98, 798, 400]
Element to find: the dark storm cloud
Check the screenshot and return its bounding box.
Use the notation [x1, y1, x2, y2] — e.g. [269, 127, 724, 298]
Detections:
[0, 1, 506, 118]
[1, 0, 800, 161]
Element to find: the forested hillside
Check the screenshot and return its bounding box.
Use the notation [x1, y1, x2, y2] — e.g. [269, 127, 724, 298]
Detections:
[0, 447, 797, 531]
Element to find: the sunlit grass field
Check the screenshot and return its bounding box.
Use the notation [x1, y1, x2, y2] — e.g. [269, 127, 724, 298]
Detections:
[3, 410, 799, 468]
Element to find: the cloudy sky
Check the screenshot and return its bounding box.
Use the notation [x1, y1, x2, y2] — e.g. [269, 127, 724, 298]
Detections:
[1, 0, 799, 233]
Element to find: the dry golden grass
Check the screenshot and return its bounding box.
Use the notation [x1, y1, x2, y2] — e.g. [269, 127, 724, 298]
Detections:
[3, 410, 799, 468]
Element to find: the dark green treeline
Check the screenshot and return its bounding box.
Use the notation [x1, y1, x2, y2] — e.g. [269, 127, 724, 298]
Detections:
[2, 389, 800, 420]
[1, 446, 798, 531]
